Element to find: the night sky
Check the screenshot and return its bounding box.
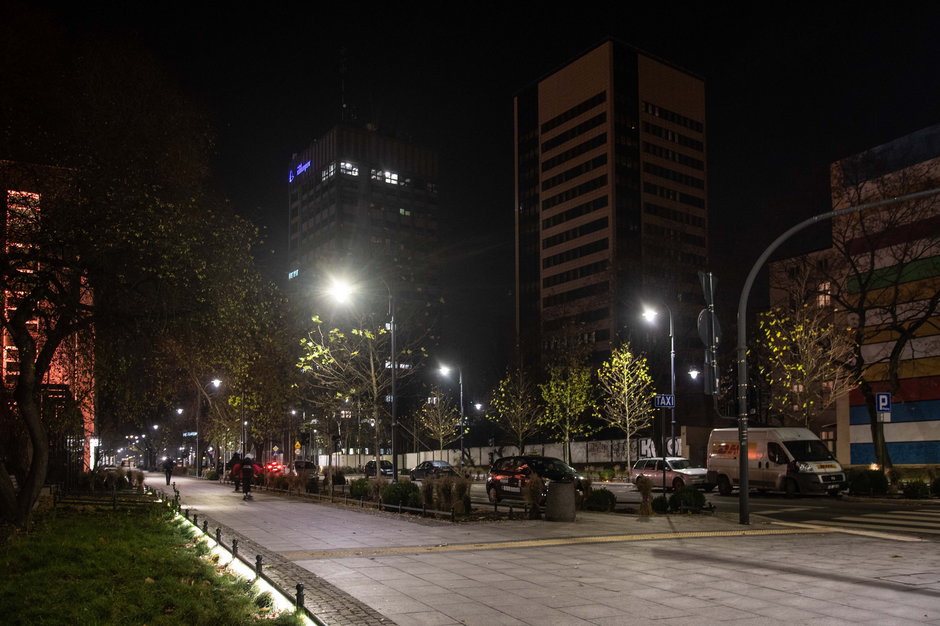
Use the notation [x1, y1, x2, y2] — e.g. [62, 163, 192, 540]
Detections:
[18, 2, 940, 400]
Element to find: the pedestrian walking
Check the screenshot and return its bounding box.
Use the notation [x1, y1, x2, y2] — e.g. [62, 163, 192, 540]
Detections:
[233, 456, 262, 500]
[226, 453, 242, 492]
[162, 457, 175, 485]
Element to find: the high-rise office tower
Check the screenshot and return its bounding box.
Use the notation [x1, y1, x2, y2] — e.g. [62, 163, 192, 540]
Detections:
[286, 123, 440, 324]
[514, 39, 708, 368]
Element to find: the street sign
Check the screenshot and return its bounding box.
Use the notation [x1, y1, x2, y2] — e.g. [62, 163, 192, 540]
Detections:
[876, 392, 891, 412]
[876, 392, 891, 423]
[654, 394, 676, 408]
[272, 445, 279, 452]
[294, 441, 301, 450]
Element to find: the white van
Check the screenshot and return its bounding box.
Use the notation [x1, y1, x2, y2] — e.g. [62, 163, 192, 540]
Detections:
[706, 427, 846, 497]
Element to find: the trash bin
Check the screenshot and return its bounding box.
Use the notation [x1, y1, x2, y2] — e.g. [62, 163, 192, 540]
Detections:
[544, 480, 576, 522]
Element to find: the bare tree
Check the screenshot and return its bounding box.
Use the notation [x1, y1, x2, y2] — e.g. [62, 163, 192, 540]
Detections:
[485, 366, 541, 454]
[595, 342, 656, 470]
[760, 264, 859, 428]
[416, 387, 461, 456]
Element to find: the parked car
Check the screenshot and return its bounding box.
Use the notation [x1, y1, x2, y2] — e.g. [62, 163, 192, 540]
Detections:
[486, 455, 586, 504]
[410, 460, 457, 481]
[264, 460, 285, 476]
[290, 460, 318, 475]
[363, 459, 393, 477]
[631, 457, 712, 491]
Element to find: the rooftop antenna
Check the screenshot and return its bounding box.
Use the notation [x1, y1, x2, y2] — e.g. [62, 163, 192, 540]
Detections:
[340, 46, 348, 122]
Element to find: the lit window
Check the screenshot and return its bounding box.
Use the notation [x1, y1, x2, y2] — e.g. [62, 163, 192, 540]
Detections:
[371, 169, 399, 185]
[340, 161, 359, 176]
[321, 162, 336, 181]
[817, 281, 831, 307]
[287, 269, 299, 280]
[399, 208, 411, 216]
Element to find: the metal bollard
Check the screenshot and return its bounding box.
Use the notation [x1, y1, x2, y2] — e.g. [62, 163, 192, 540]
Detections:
[193, 513, 198, 527]
[451, 506, 456, 523]
[184, 508, 190, 520]
[215, 527, 222, 544]
[295, 583, 305, 609]
[255, 555, 263, 577]
[202, 520, 208, 534]
[232, 538, 238, 557]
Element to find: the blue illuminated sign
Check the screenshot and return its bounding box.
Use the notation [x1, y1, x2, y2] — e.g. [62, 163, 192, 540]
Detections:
[288, 160, 312, 183]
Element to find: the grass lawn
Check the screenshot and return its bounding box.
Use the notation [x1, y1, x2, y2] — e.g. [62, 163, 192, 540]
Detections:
[0, 503, 303, 625]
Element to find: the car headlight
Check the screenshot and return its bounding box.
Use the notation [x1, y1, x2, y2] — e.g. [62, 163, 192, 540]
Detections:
[797, 462, 813, 473]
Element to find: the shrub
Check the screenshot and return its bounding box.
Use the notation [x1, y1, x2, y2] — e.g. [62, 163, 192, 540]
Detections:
[668, 486, 706, 512]
[420, 478, 436, 508]
[651, 495, 669, 514]
[598, 468, 615, 481]
[932, 477, 940, 498]
[523, 474, 545, 519]
[902, 480, 930, 499]
[436, 476, 456, 511]
[584, 488, 617, 512]
[382, 480, 420, 507]
[369, 477, 388, 500]
[452, 475, 471, 514]
[305, 474, 321, 494]
[204, 469, 218, 481]
[348, 477, 369, 500]
[850, 469, 889, 496]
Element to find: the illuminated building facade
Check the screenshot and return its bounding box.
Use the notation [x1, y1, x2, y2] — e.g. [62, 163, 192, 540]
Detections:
[514, 39, 708, 368]
[1, 162, 95, 470]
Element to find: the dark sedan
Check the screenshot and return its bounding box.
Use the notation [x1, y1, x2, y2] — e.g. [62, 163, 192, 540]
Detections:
[486, 455, 585, 504]
[409, 460, 457, 481]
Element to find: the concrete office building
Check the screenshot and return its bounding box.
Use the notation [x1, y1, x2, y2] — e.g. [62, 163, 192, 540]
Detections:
[514, 39, 708, 370]
[286, 123, 441, 323]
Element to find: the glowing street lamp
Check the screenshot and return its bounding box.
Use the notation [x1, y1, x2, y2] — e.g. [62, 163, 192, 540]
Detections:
[438, 364, 465, 466]
[642, 303, 677, 457]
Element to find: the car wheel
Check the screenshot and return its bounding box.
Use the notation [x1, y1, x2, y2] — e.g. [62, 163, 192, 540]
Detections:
[717, 475, 732, 496]
[703, 485, 715, 493]
[784, 478, 799, 498]
[487, 486, 500, 503]
[672, 478, 685, 491]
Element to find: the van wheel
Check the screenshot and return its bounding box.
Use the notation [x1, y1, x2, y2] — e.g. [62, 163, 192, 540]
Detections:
[717, 475, 732, 496]
[784, 478, 799, 498]
[672, 478, 685, 491]
[487, 486, 500, 503]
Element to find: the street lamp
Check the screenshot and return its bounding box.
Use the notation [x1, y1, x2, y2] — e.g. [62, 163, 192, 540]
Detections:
[439, 364, 465, 467]
[642, 303, 676, 457]
[327, 276, 399, 482]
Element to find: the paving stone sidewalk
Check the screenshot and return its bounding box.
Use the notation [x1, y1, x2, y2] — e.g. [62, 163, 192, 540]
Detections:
[166, 474, 940, 626]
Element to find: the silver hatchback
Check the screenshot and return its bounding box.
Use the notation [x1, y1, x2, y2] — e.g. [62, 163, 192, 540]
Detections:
[631, 457, 713, 491]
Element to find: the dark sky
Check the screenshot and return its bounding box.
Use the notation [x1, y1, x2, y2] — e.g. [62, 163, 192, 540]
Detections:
[25, 2, 940, 399]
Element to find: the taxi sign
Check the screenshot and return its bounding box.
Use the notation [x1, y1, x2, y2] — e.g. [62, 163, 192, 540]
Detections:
[654, 394, 676, 408]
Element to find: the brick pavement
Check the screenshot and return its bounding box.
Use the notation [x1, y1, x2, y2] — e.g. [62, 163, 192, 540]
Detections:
[165, 474, 940, 626]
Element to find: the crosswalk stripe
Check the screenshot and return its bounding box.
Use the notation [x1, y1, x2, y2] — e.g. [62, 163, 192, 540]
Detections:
[834, 515, 940, 529]
[802, 519, 940, 535]
[777, 521, 928, 541]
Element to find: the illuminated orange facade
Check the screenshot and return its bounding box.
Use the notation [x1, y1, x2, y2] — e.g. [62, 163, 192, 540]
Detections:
[2, 166, 95, 470]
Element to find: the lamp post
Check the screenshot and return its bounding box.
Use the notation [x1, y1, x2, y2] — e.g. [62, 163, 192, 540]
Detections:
[327, 277, 399, 482]
[439, 364, 465, 467]
[643, 304, 676, 457]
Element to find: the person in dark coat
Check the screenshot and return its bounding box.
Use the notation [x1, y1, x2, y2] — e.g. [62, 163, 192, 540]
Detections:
[226, 453, 242, 492]
[233, 456, 262, 500]
[162, 457, 176, 485]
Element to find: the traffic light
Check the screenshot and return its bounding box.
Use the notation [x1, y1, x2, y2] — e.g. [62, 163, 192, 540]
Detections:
[332, 435, 342, 452]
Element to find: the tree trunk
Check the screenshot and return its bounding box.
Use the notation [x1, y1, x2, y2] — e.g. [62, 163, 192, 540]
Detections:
[860, 382, 893, 474]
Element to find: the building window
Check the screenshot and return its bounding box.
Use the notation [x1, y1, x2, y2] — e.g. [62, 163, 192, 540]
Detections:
[287, 269, 299, 280]
[371, 170, 399, 185]
[340, 161, 359, 176]
[817, 281, 831, 307]
[321, 162, 336, 181]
